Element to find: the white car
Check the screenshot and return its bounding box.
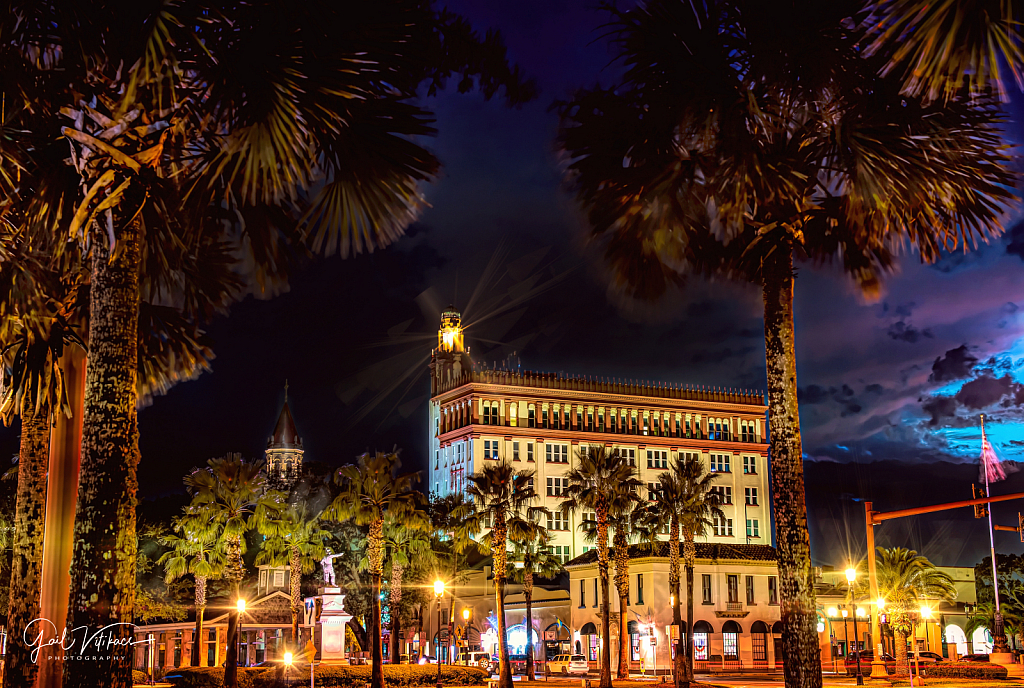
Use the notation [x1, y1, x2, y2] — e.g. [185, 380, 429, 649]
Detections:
[457, 651, 492, 671]
[549, 654, 589, 675]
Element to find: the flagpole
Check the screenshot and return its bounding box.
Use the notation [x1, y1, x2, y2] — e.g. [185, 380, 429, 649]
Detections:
[983, 414, 1009, 654]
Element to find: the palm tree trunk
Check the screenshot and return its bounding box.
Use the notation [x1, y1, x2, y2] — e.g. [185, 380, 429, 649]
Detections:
[192, 575, 206, 667]
[369, 518, 385, 688]
[291, 545, 302, 644]
[685, 564, 695, 682]
[597, 513, 612, 688]
[65, 221, 141, 688]
[225, 538, 244, 688]
[669, 520, 684, 688]
[762, 249, 821, 688]
[392, 609, 403, 664]
[3, 396, 50, 688]
[894, 629, 909, 677]
[525, 586, 535, 680]
[391, 562, 404, 664]
[493, 523, 513, 688]
[614, 528, 630, 679]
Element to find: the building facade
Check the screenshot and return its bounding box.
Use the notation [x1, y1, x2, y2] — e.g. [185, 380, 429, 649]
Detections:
[427, 309, 772, 560]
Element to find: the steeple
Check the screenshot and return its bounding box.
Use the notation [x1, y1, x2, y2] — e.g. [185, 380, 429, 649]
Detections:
[429, 307, 471, 394]
[266, 382, 304, 486]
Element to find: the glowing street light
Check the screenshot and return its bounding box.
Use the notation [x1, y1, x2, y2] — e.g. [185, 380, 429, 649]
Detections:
[463, 608, 470, 621]
[284, 651, 293, 682]
[434, 580, 445, 688]
[237, 598, 246, 613]
[827, 607, 838, 617]
[845, 568, 856, 584]
[845, 568, 864, 686]
[921, 606, 932, 619]
[434, 579, 445, 598]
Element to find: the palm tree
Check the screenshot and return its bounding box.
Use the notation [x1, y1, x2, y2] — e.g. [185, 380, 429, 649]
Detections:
[2, 7, 534, 686]
[861, 0, 1024, 102]
[508, 530, 564, 680]
[184, 454, 283, 687]
[257, 500, 331, 644]
[863, 547, 957, 677]
[380, 515, 434, 664]
[561, 445, 641, 688]
[465, 460, 547, 688]
[557, 5, 1015, 685]
[647, 456, 723, 686]
[157, 515, 225, 667]
[323, 450, 424, 688]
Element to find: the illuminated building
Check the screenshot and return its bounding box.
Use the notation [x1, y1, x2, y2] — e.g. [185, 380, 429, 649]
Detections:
[427, 309, 772, 562]
[266, 381, 304, 487]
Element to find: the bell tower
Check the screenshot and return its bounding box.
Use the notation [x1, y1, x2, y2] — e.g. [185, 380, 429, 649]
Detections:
[266, 381, 304, 488]
[429, 308, 470, 394]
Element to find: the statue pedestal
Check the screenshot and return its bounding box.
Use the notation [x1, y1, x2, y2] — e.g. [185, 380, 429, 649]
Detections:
[989, 652, 1024, 677]
[305, 587, 353, 665]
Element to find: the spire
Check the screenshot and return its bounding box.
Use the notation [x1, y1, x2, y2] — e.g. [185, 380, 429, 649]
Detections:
[284, 378, 289, 403]
[268, 383, 301, 449]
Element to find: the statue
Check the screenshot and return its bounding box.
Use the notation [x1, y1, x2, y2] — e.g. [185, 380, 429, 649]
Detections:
[321, 549, 344, 586]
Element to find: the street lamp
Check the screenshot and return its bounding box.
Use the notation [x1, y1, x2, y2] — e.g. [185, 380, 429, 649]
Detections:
[435, 580, 445, 688]
[237, 598, 247, 668]
[284, 651, 293, 683]
[846, 568, 863, 686]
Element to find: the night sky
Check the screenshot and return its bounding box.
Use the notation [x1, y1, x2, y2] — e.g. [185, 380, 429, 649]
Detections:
[5, 0, 1024, 571]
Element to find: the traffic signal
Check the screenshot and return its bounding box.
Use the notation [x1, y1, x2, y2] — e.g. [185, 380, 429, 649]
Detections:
[973, 484, 989, 518]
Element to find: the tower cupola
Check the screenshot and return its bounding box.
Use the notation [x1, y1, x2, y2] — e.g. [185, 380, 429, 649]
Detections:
[266, 381, 304, 486]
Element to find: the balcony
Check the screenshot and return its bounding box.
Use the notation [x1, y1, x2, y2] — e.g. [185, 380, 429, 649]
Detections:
[714, 602, 749, 619]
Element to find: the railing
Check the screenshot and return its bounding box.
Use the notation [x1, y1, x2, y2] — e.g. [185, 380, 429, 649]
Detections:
[726, 602, 744, 612]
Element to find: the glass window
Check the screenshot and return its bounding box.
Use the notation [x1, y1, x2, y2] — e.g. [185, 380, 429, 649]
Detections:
[744, 456, 757, 474]
[636, 574, 644, 604]
[723, 633, 738, 658]
[274, 570, 285, 587]
[593, 579, 598, 608]
[545, 444, 568, 463]
[646, 450, 668, 469]
[769, 576, 778, 605]
[527, 443, 534, 462]
[727, 575, 738, 603]
[693, 633, 709, 660]
[579, 580, 585, 608]
[746, 519, 760, 538]
[745, 487, 758, 505]
[746, 576, 755, 604]
[528, 406, 536, 428]
[711, 454, 731, 472]
[513, 442, 520, 461]
[701, 574, 712, 604]
[713, 486, 732, 504]
[546, 477, 566, 497]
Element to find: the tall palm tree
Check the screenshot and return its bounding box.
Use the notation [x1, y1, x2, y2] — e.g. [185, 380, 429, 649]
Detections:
[647, 456, 723, 686]
[2, 7, 534, 686]
[861, 0, 1024, 102]
[508, 530, 564, 680]
[380, 515, 434, 664]
[323, 450, 424, 688]
[558, 5, 1015, 686]
[465, 460, 547, 688]
[561, 446, 641, 688]
[861, 547, 957, 677]
[184, 454, 283, 688]
[157, 515, 225, 667]
[257, 500, 331, 644]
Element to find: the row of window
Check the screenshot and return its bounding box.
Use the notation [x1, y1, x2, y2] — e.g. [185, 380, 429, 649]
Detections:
[708, 486, 760, 505]
[444, 401, 763, 443]
[711, 517, 761, 538]
[577, 573, 780, 608]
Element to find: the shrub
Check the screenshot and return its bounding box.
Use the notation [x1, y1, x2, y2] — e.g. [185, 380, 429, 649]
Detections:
[133, 669, 150, 685]
[165, 664, 488, 688]
[919, 662, 1008, 679]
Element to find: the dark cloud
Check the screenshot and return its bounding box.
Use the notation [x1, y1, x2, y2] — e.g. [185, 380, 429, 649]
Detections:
[930, 344, 978, 382]
[799, 384, 831, 404]
[798, 383, 861, 415]
[1006, 220, 1024, 261]
[886, 320, 934, 343]
[864, 384, 884, 394]
[923, 396, 958, 425]
[955, 374, 1018, 410]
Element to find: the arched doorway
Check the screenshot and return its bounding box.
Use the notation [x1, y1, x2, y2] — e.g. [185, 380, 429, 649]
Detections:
[580, 622, 598, 662]
[693, 620, 714, 668]
[944, 625, 968, 657]
[722, 620, 742, 664]
[772, 621, 785, 669]
[506, 623, 540, 656]
[544, 622, 570, 660]
[751, 621, 770, 668]
[972, 627, 993, 654]
[627, 620, 640, 662]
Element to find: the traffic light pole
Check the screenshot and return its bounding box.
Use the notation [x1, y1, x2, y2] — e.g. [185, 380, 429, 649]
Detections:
[865, 491, 1024, 679]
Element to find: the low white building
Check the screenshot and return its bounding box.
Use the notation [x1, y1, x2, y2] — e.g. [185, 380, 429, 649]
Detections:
[566, 542, 783, 672]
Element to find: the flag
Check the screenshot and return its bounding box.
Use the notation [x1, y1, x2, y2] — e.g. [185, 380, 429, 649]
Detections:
[981, 431, 1006, 483]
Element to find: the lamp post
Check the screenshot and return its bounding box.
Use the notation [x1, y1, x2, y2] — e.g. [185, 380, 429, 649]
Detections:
[284, 651, 293, 684]
[462, 609, 471, 665]
[435, 579, 445, 688]
[841, 606, 850, 669]
[237, 599, 247, 668]
[846, 568, 864, 686]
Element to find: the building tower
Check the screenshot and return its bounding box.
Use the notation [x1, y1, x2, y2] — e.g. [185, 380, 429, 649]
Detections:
[429, 307, 470, 394]
[266, 381, 304, 487]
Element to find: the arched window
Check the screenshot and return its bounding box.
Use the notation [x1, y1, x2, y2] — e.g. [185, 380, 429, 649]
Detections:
[722, 620, 742, 660]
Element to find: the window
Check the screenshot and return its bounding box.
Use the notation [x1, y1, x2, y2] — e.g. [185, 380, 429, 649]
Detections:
[550, 545, 570, 564]
[694, 633, 709, 660]
[745, 487, 758, 505]
[743, 455, 757, 474]
[527, 443, 534, 462]
[547, 509, 568, 531]
[768, 576, 778, 605]
[746, 519, 760, 538]
[597, 413, 604, 432]
[546, 444, 568, 463]
[636, 574, 644, 604]
[620, 448, 636, 466]
[713, 516, 733, 537]
[651, 414, 660, 436]
[723, 632, 738, 659]
[587, 412, 594, 432]
[260, 569, 267, 588]
[528, 406, 536, 428]
[646, 449, 668, 469]
[746, 576, 755, 605]
[482, 402, 499, 425]
[675, 417, 682, 437]
[546, 477, 566, 497]
[563, 408, 570, 429]
[712, 486, 732, 504]
[483, 440, 496, 460]
[642, 416, 649, 436]
[274, 570, 285, 587]
[513, 442, 520, 461]
[711, 454, 731, 472]
[552, 407, 560, 430]
[576, 410, 582, 429]
[741, 420, 753, 443]
[685, 418, 693, 438]
[727, 575, 738, 603]
[647, 482, 662, 502]
[610, 414, 617, 433]
[579, 580, 586, 608]
[593, 579, 598, 607]
[542, 408, 549, 429]
[583, 511, 596, 526]
[702, 574, 712, 604]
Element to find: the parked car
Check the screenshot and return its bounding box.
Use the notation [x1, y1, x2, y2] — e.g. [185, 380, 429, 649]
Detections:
[418, 655, 438, 665]
[457, 651, 493, 672]
[548, 654, 589, 676]
[958, 654, 991, 662]
[916, 651, 945, 663]
[844, 650, 897, 676]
